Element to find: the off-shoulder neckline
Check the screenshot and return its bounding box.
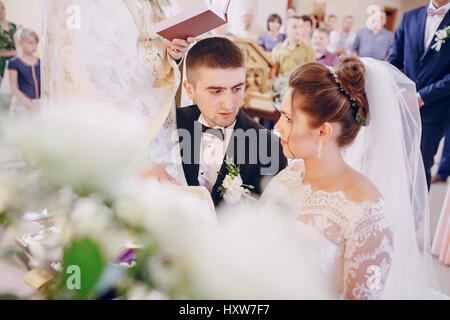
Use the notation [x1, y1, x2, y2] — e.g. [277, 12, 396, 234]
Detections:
[300, 182, 386, 209]
[284, 160, 386, 208]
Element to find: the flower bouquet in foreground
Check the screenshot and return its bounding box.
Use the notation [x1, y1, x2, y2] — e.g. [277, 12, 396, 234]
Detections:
[0, 105, 330, 300]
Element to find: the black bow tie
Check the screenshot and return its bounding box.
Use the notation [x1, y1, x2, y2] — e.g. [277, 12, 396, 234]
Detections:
[201, 124, 225, 141]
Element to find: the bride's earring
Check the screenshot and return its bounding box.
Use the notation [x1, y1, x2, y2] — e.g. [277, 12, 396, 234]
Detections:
[317, 141, 323, 159]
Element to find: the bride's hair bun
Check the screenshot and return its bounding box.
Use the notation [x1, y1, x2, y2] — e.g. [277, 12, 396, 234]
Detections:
[288, 57, 369, 147]
[335, 56, 369, 127]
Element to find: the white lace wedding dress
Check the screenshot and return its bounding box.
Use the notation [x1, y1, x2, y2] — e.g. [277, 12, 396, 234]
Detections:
[260, 160, 394, 300]
[260, 59, 447, 300]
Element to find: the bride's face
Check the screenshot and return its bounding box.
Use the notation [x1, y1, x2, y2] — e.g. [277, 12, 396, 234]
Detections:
[275, 88, 320, 159]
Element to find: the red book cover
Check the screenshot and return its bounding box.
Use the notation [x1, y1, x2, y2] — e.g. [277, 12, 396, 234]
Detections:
[155, 1, 231, 41]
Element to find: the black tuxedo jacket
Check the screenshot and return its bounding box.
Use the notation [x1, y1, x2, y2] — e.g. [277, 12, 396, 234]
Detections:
[176, 105, 288, 206]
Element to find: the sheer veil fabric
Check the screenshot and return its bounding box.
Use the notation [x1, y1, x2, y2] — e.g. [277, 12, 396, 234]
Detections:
[343, 58, 442, 299]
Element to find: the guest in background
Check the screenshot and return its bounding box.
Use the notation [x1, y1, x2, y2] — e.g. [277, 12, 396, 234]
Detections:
[300, 15, 313, 44]
[352, 10, 394, 60]
[286, 6, 296, 19]
[8, 28, 40, 118]
[324, 14, 338, 31]
[271, 16, 315, 77]
[388, 0, 450, 188]
[270, 16, 315, 131]
[236, 9, 264, 42]
[280, 6, 297, 34]
[328, 15, 356, 56]
[432, 128, 450, 184]
[257, 14, 286, 130]
[257, 14, 286, 53]
[0, 1, 17, 83]
[312, 28, 337, 67]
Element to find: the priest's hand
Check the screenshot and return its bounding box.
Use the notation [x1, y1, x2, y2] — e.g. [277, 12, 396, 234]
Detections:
[165, 37, 195, 61]
[140, 164, 181, 185]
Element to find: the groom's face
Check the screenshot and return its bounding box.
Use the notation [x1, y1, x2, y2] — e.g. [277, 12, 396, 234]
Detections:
[184, 66, 246, 128]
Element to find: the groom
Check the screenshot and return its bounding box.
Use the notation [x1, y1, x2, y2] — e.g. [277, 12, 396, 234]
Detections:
[177, 37, 287, 206]
[388, 0, 450, 188]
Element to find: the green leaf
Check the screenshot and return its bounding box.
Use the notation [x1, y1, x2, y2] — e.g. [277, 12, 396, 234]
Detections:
[217, 186, 225, 196]
[61, 238, 106, 299]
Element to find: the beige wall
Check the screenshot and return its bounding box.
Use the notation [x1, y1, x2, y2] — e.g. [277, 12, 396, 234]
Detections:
[228, 0, 286, 34]
[2, 0, 43, 36]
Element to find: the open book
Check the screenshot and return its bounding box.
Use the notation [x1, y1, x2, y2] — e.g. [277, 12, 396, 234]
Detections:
[154, 0, 231, 41]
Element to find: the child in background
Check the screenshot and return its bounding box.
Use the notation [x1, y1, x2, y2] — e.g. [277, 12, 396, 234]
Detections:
[8, 28, 40, 117]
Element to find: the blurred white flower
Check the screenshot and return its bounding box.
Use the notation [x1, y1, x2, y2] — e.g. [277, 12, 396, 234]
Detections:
[127, 283, 169, 300]
[182, 204, 332, 299]
[4, 103, 150, 195]
[114, 178, 216, 239]
[142, 197, 332, 299]
[69, 196, 130, 260]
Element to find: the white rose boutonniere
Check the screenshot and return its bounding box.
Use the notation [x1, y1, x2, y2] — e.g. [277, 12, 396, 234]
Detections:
[431, 26, 449, 52]
[218, 157, 254, 205]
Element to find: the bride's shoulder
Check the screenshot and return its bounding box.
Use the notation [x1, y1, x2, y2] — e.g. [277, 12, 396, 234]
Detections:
[344, 169, 383, 205]
[284, 159, 306, 176]
[262, 160, 305, 194]
[273, 159, 306, 184]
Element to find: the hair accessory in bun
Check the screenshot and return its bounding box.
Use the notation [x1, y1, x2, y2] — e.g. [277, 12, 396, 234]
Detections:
[327, 66, 368, 126]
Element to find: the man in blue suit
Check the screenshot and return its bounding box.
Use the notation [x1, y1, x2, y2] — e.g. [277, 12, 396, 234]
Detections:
[388, 0, 450, 189]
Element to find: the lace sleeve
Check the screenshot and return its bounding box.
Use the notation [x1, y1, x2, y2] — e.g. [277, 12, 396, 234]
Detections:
[343, 202, 394, 300]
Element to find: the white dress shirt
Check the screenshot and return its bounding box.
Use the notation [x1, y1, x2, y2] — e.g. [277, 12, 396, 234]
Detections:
[424, 1, 450, 50]
[197, 114, 236, 193]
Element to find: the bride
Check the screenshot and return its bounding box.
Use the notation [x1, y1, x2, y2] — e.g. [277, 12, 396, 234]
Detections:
[261, 56, 444, 299]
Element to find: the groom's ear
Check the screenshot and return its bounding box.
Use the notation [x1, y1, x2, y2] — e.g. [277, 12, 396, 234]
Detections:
[183, 80, 195, 101]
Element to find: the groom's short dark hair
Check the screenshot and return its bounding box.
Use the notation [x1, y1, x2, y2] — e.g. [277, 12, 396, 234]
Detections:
[186, 37, 246, 83]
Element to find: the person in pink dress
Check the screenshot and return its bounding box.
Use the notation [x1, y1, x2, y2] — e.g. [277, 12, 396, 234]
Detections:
[432, 185, 450, 266]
